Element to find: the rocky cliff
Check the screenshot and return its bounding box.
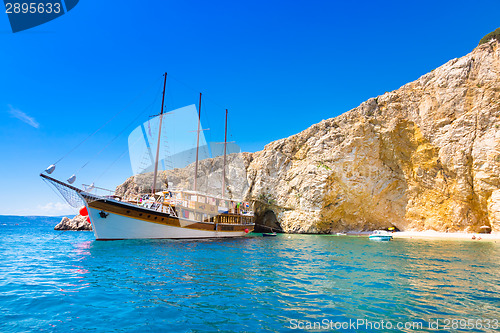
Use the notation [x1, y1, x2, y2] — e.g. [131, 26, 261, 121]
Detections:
[246, 39, 500, 233]
[55, 215, 92, 231]
[116, 39, 500, 234]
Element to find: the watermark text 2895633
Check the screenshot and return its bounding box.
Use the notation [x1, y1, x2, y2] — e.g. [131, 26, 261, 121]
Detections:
[5, 2, 61, 14]
[288, 318, 499, 331]
[3, 0, 79, 33]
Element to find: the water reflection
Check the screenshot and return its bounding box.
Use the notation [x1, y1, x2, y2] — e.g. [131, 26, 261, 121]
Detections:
[74, 235, 500, 331]
[2, 223, 500, 332]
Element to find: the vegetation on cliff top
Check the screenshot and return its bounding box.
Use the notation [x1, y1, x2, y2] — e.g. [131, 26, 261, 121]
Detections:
[479, 27, 500, 45]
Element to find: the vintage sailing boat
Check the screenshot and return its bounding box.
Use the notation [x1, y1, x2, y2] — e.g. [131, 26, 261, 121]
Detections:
[41, 73, 255, 240]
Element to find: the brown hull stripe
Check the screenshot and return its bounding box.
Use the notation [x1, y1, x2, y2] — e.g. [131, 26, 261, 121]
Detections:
[87, 198, 254, 233]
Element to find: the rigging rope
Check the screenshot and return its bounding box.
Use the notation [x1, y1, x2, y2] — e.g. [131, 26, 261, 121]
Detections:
[52, 76, 163, 165]
[52, 74, 238, 195]
[93, 133, 143, 184]
[42, 177, 73, 205]
[50, 229, 70, 240]
[75, 84, 163, 174]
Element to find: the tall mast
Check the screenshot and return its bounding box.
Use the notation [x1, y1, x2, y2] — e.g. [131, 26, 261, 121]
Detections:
[152, 72, 167, 194]
[194, 92, 202, 192]
[221, 109, 228, 198]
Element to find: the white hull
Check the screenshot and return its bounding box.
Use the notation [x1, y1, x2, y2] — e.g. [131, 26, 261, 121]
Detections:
[368, 235, 393, 241]
[88, 207, 248, 240]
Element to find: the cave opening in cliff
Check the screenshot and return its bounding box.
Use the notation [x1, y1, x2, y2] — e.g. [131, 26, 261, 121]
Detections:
[254, 210, 282, 233]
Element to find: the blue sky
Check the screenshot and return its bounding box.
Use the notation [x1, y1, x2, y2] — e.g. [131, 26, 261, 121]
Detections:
[1, 0, 499, 215]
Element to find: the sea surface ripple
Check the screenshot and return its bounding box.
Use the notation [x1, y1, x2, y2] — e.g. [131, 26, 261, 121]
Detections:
[1, 219, 499, 332]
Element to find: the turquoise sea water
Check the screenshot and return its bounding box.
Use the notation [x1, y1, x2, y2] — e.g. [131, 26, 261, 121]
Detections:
[1, 218, 499, 332]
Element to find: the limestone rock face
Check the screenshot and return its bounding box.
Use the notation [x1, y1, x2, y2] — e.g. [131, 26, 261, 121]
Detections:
[245, 40, 500, 233]
[487, 190, 500, 231]
[55, 215, 92, 231]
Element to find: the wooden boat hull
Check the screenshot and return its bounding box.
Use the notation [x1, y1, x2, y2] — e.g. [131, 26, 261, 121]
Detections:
[84, 197, 253, 240]
[40, 173, 254, 240]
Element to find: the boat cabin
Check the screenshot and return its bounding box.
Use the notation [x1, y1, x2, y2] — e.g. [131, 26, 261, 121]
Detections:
[135, 190, 253, 225]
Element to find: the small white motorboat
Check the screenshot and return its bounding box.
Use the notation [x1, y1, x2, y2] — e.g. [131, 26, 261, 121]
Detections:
[369, 230, 393, 241]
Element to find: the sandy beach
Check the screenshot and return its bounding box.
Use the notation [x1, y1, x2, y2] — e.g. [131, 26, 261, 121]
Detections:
[392, 231, 500, 242]
[342, 231, 500, 242]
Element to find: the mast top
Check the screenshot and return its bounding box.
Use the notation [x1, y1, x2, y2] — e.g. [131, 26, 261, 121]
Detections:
[151, 72, 168, 194]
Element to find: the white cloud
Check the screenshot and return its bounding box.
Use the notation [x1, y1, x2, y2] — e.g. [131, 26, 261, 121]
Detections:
[8, 104, 39, 128]
[36, 202, 75, 216]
